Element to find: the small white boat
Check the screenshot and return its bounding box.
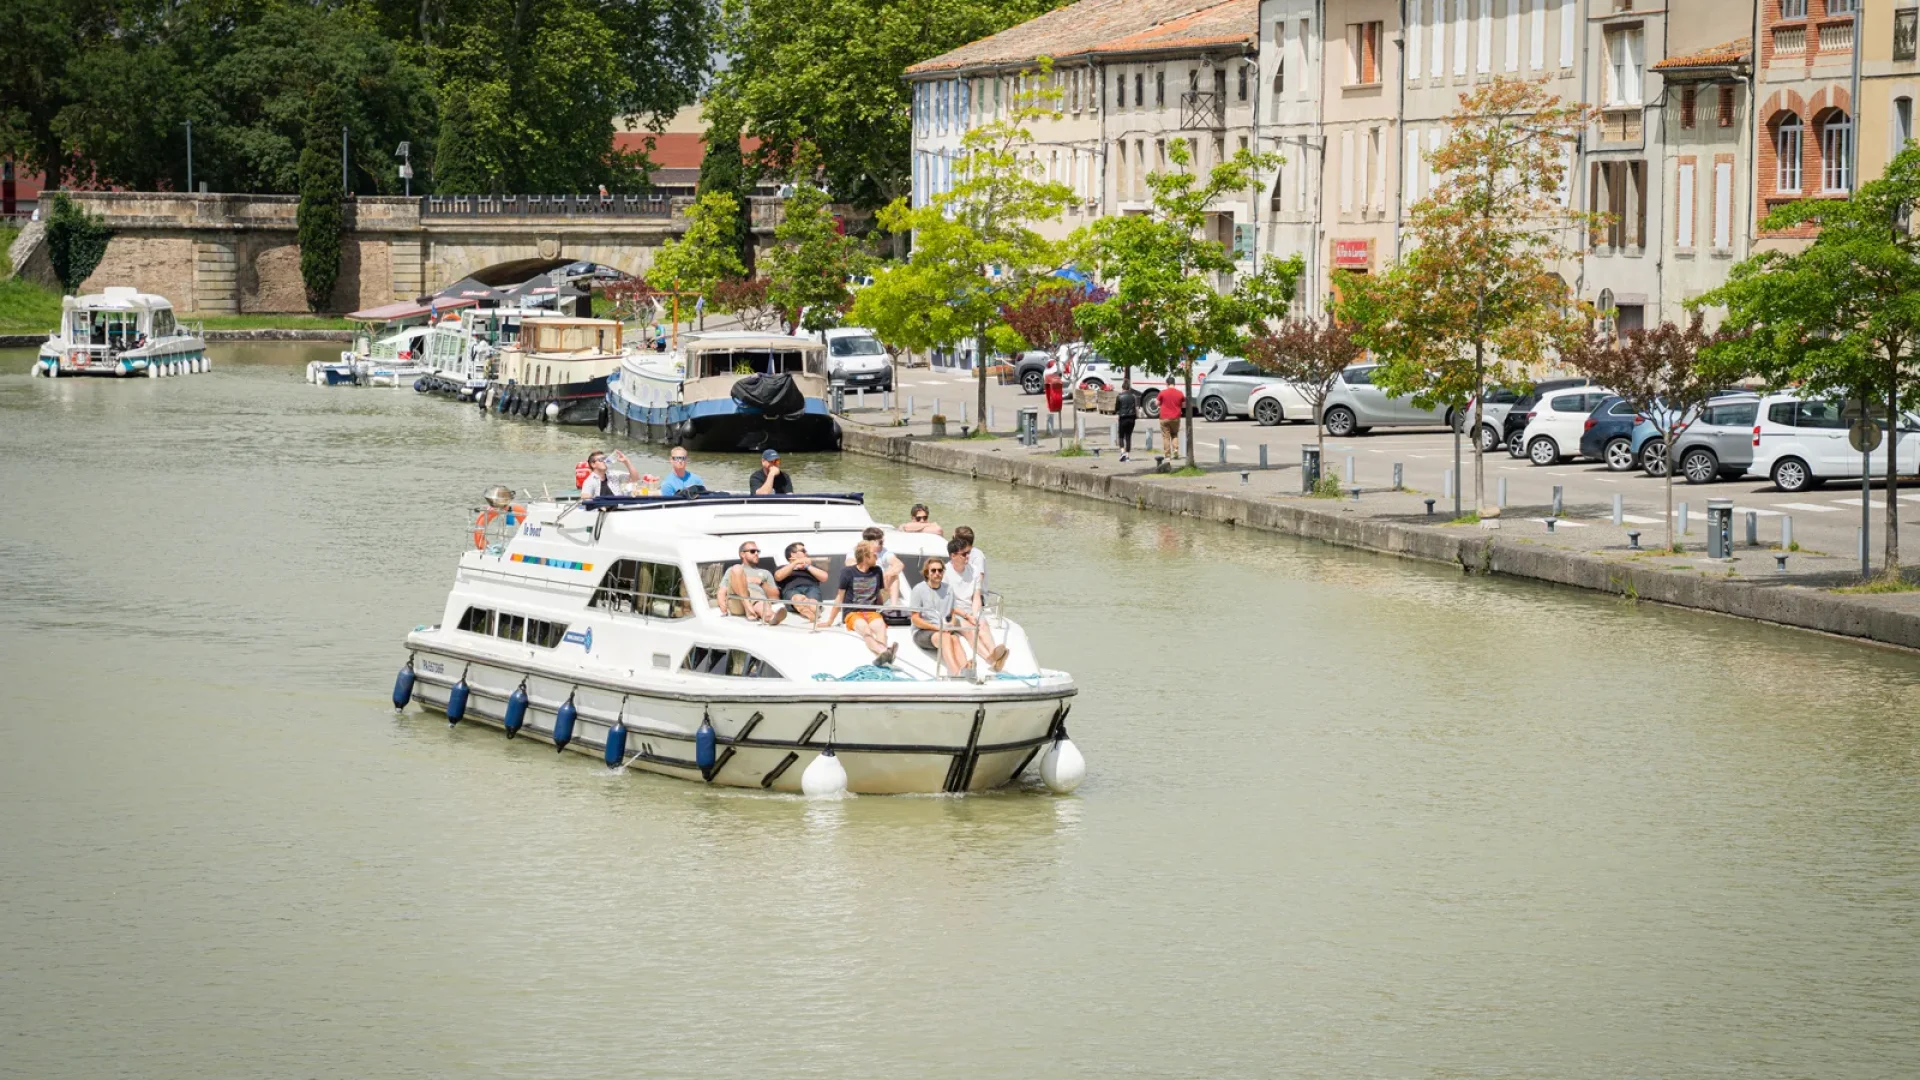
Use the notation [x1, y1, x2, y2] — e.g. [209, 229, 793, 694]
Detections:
[307, 299, 477, 387]
[394, 490, 1082, 795]
[31, 288, 208, 378]
[606, 331, 838, 451]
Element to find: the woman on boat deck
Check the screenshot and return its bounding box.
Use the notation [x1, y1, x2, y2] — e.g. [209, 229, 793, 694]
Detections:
[824, 540, 896, 666]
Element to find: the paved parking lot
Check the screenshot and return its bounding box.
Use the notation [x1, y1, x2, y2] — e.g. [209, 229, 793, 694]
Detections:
[879, 363, 1915, 567]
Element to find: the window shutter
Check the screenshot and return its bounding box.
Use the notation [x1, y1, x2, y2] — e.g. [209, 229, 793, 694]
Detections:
[1677, 164, 1696, 249]
[1407, 128, 1425, 200]
[1478, 0, 1492, 73]
[1504, 0, 1520, 71]
[1341, 130, 1356, 211]
[1713, 161, 1733, 248]
[1408, 0, 1424, 80]
[1558, 0, 1575, 68]
[1454, 0, 1468, 75]
[1431, 0, 1445, 78]
[1530, 0, 1545, 70]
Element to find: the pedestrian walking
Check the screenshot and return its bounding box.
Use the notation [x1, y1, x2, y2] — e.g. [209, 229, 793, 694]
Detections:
[1115, 380, 1139, 461]
[1156, 376, 1186, 459]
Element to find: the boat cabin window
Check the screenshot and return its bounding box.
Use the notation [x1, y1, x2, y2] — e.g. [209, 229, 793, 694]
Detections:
[689, 348, 823, 380]
[526, 322, 620, 353]
[682, 645, 783, 679]
[697, 551, 933, 597]
[466, 607, 568, 646]
[152, 309, 175, 338]
[458, 606, 493, 633]
[590, 559, 691, 618]
[80, 310, 142, 348]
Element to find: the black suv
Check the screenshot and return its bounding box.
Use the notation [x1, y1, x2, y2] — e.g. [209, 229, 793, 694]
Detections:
[1503, 377, 1599, 458]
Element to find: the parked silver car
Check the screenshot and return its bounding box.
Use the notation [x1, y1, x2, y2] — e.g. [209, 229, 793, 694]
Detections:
[1195, 358, 1275, 421]
[1319, 364, 1453, 435]
[1665, 396, 1763, 484]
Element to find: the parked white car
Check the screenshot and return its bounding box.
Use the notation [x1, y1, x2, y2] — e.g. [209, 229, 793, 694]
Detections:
[1247, 382, 1314, 426]
[1751, 393, 1920, 492]
[1520, 385, 1616, 465]
[1318, 363, 1453, 435]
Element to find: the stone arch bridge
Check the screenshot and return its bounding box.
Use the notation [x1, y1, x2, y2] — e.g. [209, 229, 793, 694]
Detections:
[62, 192, 791, 314]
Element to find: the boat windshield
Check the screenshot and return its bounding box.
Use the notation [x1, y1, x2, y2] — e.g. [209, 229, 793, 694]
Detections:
[828, 335, 884, 358]
[689, 348, 823, 380]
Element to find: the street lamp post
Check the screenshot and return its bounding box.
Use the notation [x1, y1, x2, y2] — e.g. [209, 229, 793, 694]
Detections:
[396, 141, 413, 197]
[184, 121, 193, 194]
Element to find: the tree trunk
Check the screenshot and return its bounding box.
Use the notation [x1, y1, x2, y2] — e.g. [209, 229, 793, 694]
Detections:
[1471, 345, 1487, 515]
[1665, 426, 1677, 551]
[1888, 364, 1902, 573]
[976, 327, 988, 432]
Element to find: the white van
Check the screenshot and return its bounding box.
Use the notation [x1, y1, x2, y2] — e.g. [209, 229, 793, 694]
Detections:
[1751, 393, 1920, 491]
[818, 327, 893, 391]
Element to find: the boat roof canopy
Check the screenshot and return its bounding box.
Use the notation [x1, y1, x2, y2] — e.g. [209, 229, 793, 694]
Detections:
[685, 332, 825, 354]
[63, 287, 175, 313]
[347, 297, 478, 323]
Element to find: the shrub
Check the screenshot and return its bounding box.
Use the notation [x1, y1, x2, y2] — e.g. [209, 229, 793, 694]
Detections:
[45, 193, 113, 294]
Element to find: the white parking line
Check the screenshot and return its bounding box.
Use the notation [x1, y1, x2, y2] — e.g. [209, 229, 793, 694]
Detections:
[1830, 497, 1889, 508]
[1731, 506, 1784, 517]
[1774, 502, 1841, 513]
[1621, 514, 1663, 524]
[1538, 519, 1589, 527]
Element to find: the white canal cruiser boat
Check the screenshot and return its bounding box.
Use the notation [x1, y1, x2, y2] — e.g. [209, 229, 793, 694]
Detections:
[606, 332, 839, 452]
[306, 299, 479, 387]
[394, 491, 1082, 795]
[31, 288, 208, 378]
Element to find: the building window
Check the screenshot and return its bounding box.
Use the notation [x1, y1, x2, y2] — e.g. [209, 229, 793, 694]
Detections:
[1605, 27, 1643, 107]
[1780, 0, 1805, 17]
[1156, 70, 1165, 107]
[1590, 160, 1648, 249]
[1134, 72, 1143, 107]
[1899, 10, 1918, 61]
[1897, 97, 1915, 151]
[1828, 0, 1855, 14]
[1718, 85, 1736, 127]
[1776, 113, 1803, 193]
[1238, 61, 1249, 100]
[1680, 87, 1696, 129]
[1347, 22, 1382, 84]
[1821, 111, 1852, 192]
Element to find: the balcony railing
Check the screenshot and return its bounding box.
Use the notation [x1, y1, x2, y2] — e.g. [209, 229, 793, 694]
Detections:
[1179, 90, 1226, 131]
[1773, 27, 1806, 54]
[1818, 22, 1853, 52]
[421, 194, 674, 218]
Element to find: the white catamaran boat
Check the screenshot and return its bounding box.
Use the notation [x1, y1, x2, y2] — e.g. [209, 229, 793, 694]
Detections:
[31, 288, 208, 378]
[394, 491, 1083, 795]
[606, 332, 838, 452]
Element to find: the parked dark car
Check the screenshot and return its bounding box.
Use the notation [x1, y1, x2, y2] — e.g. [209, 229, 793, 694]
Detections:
[1576, 396, 1645, 471]
[1504, 377, 1600, 458]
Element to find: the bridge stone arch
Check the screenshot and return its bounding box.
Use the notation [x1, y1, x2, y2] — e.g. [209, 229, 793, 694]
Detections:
[421, 233, 662, 295]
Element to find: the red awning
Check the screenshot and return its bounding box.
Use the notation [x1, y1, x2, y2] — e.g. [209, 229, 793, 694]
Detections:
[345, 297, 478, 322]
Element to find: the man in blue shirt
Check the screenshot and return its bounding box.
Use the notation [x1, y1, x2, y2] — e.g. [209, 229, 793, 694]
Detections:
[658, 447, 706, 496]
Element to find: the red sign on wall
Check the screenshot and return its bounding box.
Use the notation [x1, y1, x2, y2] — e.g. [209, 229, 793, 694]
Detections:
[1331, 237, 1373, 270]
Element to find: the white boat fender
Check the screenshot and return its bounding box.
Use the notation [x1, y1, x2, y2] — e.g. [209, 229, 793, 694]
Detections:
[445, 665, 471, 724]
[695, 715, 717, 774]
[1039, 727, 1085, 795]
[391, 659, 416, 709]
[553, 692, 578, 752]
[503, 680, 529, 737]
[544, 401, 561, 422]
[801, 748, 848, 796]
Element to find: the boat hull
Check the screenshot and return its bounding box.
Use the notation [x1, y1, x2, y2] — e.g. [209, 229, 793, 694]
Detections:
[484, 376, 609, 425]
[37, 339, 209, 377]
[606, 386, 840, 453]
[403, 646, 1073, 795]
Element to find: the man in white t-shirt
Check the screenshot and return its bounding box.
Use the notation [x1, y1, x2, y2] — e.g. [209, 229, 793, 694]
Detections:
[579, 450, 635, 499]
[945, 535, 1007, 671]
[908, 556, 972, 676]
[952, 525, 987, 594]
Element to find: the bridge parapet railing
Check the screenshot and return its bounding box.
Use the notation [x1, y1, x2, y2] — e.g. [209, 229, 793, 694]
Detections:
[421, 194, 675, 219]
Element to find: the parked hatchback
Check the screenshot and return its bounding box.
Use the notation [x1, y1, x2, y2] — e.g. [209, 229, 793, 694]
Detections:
[1503, 377, 1600, 457]
[1576, 396, 1644, 470]
[1195, 358, 1278, 421]
[1320, 364, 1453, 436]
[1521, 386, 1616, 465]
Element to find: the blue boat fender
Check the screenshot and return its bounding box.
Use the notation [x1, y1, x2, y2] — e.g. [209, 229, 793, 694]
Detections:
[503, 680, 529, 737]
[445, 676, 470, 724]
[392, 660, 416, 709]
[413, 377, 428, 392]
[553, 692, 577, 752]
[695, 715, 717, 774]
[604, 721, 627, 768]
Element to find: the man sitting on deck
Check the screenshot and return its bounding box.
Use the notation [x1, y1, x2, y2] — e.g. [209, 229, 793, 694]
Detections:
[716, 541, 786, 625]
[775, 541, 829, 623]
[750, 449, 794, 495]
[824, 540, 895, 666]
[658, 446, 705, 496]
[909, 557, 973, 677]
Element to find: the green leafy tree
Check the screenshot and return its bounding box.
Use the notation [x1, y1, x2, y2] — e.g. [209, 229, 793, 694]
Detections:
[647, 191, 748, 330]
[765, 180, 867, 333]
[297, 84, 346, 311]
[0, 0, 101, 188]
[696, 105, 757, 269]
[1074, 139, 1300, 464]
[1699, 144, 1920, 573]
[43, 191, 112, 293]
[708, 0, 1067, 223]
[852, 65, 1073, 425]
[1337, 77, 1594, 517]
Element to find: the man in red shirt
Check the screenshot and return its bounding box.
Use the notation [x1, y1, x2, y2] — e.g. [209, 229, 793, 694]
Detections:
[1156, 375, 1186, 459]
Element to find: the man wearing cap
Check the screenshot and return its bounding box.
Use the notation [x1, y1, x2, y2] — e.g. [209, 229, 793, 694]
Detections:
[749, 448, 793, 495]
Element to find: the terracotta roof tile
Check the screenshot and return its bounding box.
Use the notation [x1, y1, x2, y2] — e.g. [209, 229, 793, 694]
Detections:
[906, 0, 1255, 76]
[1652, 38, 1751, 71]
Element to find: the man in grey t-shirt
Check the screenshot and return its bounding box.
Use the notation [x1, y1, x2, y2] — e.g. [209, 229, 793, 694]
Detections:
[908, 557, 972, 676]
[716, 540, 786, 624]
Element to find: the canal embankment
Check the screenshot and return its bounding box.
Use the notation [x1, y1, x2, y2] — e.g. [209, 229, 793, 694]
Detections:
[839, 415, 1920, 652]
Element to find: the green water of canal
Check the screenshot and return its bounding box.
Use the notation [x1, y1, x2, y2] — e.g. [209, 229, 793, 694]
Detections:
[2, 344, 1916, 1078]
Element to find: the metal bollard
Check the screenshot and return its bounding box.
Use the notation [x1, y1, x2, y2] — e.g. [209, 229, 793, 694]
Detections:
[1498, 477, 1509, 508]
[1344, 455, 1355, 483]
[1679, 502, 1689, 534]
[1144, 427, 1153, 450]
[1075, 413, 1085, 441]
[1259, 444, 1268, 469]
[935, 397, 942, 419]
[1350, 486, 1361, 501]
[1219, 438, 1228, 464]
[1111, 420, 1118, 446]
[1746, 511, 1758, 546]
[1546, 519, 1558, 533]
[961, 402, 969, 425]
[1782, 515, 1792, 550]
[1424, 498, 1436, 516]
[907, 394, 915, 418]
[1775, 553, 1790, 572]
[1859, 526, 1868, 567]
[1392, 463, 1403, 490]
[1551, 485, 1563, 517]
[856, 388, 865, 409]
[987, 405, 995, 431]
[1240, 470, 1250, 485]
[883, 390, 892, 411]
[1613, 493, 1624, 526]
[1628, 530, 1642, 550]
[1443, 469, 1454, 501]
[1301, 445, 1322, 493]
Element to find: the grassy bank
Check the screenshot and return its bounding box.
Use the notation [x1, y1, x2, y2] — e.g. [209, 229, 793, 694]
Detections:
[0, 274, 356, 334]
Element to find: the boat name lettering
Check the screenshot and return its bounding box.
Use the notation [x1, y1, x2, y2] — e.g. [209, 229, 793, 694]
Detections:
[523, 526, 542, 537]
[420, 659, 445, 674]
